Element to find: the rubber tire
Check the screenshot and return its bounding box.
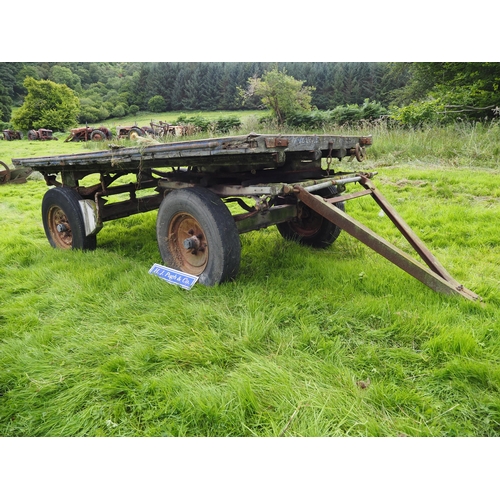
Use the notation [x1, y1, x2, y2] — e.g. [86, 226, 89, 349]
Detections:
[42, 187, 97, 251]
[28, 130, 38, 140]
[275, 186, 345, 248]
[156, 186, 241, 286]
[90, 130, 106, 141]
[128, 127, 144, 140]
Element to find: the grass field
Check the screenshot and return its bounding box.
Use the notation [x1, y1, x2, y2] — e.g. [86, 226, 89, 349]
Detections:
[1, 117, 500, 437]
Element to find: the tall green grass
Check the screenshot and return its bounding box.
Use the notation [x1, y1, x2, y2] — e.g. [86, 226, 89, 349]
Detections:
[1, 119, 499, 436]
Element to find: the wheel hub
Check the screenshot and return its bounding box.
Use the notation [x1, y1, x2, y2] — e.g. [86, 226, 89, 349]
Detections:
[183, 229, 207, 254]
[168, 213, 209, 274]
[48, 206, 73, 248]
[290, 205, 323, 237]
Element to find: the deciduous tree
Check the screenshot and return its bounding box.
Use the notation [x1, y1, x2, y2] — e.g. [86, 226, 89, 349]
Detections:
[11, 77, 80, 131]
[243, 67, 315, 126]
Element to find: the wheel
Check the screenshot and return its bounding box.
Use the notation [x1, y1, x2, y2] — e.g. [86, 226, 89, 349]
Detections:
[90, 130, 106, 141]
[128, 127, 144, 140]
[275, 186, 345, 248]
[0, 161, 11, 184]
[156, 186, 241, 286]
[41, 187, 97, 251]
[142, 126, 154, 136]
[28, 130, 38, 140]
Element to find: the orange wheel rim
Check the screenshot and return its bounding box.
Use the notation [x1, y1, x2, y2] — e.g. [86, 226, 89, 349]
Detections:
[167, 212, 208, 275]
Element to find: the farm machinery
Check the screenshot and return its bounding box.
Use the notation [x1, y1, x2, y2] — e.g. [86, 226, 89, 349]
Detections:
[65, 126, 113, 142]
[9, 133, 480, 301]
[28, 128, 57, 141]
[115, 122, 195, 140]
[149, 120, 194, 137]
[115, 125, 154, 140]
[2, 130, 23, 141]
[0, 160, 32, 184]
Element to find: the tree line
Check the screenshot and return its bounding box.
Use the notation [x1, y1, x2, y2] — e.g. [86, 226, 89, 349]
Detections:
[1, 62, 499, 129]
[0, 62, 406, 124]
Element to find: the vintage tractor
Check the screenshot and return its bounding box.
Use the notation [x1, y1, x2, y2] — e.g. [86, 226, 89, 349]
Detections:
[2, 130, 23, 141]
[28, 129, 58, 141]
[64, 126, 112, 142]
[149, 121, 195, 137]
[0, 160, 32, 184]
[149, 121, 175, 137]
[116, 125, 154, 140]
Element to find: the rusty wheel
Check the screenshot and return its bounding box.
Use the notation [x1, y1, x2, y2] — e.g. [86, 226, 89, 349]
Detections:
[156, 187, 241, 286]
[90, 130, 106, 141]
[42, 187, 97, 250]
[275, 186, 345, 248]
[0, 161, 11, 184]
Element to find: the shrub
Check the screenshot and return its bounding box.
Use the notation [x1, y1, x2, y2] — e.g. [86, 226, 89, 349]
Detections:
[148, 95, 166, 113]
[112, 103, 127, 118]
[174, 115, 242, 133]
[214, 116, 241, 133]
[129, 105, 139, 116]
[286, 110, 334, 129]
[78, 106, 101, 123]
[285, 100, 388, 129]
[79, 105, 110, 123]
[360, 99, 388, 120]
[391, 100, 446, 127]
[331, 104, 363, 124]
[175, 114, 210, 132]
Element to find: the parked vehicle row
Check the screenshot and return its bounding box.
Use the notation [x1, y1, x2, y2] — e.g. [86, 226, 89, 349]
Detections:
[2, 121, 196, 142]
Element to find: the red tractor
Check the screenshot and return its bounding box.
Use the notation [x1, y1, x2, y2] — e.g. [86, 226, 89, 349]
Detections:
[28, 129, 58, 141]
[64, 126, 112, 142]
[2, 130, 23, 141]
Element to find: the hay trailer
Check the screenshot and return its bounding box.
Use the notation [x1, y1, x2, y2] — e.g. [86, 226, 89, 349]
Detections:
[10, 133, 479, 301]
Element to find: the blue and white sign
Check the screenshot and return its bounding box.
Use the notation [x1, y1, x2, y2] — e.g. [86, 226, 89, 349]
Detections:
[149, 263, 199, 290]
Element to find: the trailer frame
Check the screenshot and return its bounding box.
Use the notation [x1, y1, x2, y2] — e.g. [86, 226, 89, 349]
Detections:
[11, 132, 480, 300]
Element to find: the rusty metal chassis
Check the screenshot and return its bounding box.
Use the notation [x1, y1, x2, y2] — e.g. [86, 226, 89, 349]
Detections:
[41, 165, 360, 227]
[41, 164, 479, 302]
